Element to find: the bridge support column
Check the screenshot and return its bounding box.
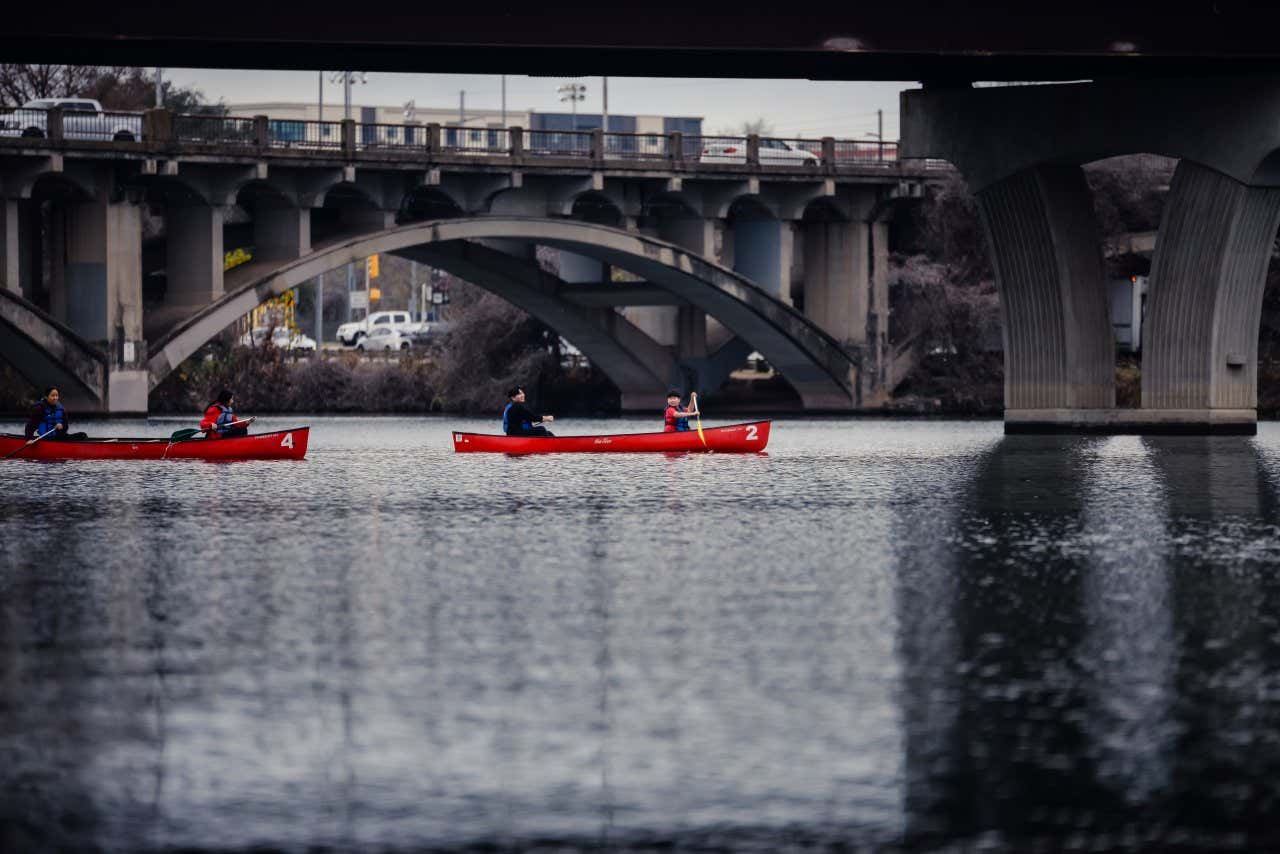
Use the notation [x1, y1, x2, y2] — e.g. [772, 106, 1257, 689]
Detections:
[47, 191, 148, 413]
[254, 207, 310, 262]
[166, 205, 224, 306]
[1139, 161, 1280, 433]
[802, 218, 888, 405]
[976, 165, 1115, 430]
[732, 218, 793, 304]
[0, 200, 18, 294]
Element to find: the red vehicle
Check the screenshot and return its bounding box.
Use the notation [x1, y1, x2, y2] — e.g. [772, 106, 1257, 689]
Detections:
[452, 421, 770, 454]
[0, 427, 309, 461]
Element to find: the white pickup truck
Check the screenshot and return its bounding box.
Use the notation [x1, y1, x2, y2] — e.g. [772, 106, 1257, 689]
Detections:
[0, 98, 143, 141]
[336, 310, 426, 346]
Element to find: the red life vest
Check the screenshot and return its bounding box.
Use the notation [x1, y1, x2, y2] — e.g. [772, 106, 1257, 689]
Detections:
[664, 405, 690, 433]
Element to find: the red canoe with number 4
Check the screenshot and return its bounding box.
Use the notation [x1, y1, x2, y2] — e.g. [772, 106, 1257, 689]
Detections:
[0, 427, 309, 461]
[453, 421, 770, 454]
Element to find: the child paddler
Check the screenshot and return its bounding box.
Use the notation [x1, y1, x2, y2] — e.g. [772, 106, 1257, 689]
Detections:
[663, 390, 699, 433]
[502, 386, 555, 437]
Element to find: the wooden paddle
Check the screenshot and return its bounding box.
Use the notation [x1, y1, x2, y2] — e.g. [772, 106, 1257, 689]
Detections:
[690, 392, 708, 449]
[3, 426, 59, 460]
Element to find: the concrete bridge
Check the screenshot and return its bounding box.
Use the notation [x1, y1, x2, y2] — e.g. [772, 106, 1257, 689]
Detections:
[903, 75, 1280, 435]
[0, 106, 934, 413]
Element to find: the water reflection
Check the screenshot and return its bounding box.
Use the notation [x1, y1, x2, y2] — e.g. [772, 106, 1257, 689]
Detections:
[898, 434, 1280, 849]
[3, 420, 1280, 850]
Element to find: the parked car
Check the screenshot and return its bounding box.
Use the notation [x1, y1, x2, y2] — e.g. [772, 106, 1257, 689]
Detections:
[336, 310, 425, 346]
[0, 98, 142, 141]
[239, 326, 317, 351]
[700, 138, 819, 165]
[357, 327, 413, 352]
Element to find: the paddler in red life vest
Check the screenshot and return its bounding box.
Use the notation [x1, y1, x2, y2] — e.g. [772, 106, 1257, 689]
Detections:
[200, 389, 255, 439]
[663, 390, 699, 433]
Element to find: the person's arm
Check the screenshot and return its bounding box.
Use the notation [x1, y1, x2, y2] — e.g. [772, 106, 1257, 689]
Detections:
[59, 410, 68, 433]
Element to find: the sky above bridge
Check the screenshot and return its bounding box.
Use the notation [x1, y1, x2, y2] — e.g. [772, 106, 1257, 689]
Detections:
[164, 69, 910, 140]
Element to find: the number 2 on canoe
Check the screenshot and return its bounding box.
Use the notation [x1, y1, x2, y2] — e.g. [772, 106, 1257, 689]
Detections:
[280, 433, 294, 449]
[746, 425, 758, 441]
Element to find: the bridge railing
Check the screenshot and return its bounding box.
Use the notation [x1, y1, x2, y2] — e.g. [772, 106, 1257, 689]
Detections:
[0, 105, 928, 171]
[603, 131, 669, 160]
[439, 125, 511, 155]
[831, 139, 898, 165]
[526, 129, 594, 157]
[268, 118, 344, 150]
[174, 113, 256, 146]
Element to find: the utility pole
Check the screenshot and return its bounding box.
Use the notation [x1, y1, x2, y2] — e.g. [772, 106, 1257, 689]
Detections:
[315, 272, 324, 345]
[877, 108, 884, 159]
[318, 71, 323, 121]
[501, 76, 507, 127]
[602, 76, 608, 133]
[459, 90, 465, 124]
[154, 68, 163, 107]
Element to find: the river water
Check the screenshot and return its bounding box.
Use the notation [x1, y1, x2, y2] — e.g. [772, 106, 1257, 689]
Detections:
[2, 416, 1280, 852]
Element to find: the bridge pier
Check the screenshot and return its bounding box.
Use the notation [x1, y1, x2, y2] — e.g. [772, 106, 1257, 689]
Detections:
[0, 199, 18, 294]
[801, 217, 892, 406]
[166, 205, 225, 307]
[44, 188, 148, 413]
[254, 206, 311, 261]
[732, 217, 794, 303]
[901, 76, 1280, 433]
[979, 164, 1115, 426]
[1142, 162, 1280, 424]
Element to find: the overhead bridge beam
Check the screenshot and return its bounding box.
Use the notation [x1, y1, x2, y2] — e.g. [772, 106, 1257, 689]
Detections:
[555, 282, 687, 308]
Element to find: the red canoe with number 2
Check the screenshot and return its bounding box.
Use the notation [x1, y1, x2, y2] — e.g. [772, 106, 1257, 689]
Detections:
[453, 421, 770, 454]
[0, 427, 309, 461]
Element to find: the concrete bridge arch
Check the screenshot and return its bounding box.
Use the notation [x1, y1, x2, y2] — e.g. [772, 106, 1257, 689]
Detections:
[0, 288, 106, 410]
[903, 75, 1280, 432]
[147, 217, 860, 409]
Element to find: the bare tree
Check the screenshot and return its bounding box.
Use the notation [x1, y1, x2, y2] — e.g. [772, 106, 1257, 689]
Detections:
[0, 64, 108, 104]
[0, 64, 224, 113]
[714, 117, 775, 137]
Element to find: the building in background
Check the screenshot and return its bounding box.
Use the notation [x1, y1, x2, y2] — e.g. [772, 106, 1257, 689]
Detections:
[225, 102, 702, 143]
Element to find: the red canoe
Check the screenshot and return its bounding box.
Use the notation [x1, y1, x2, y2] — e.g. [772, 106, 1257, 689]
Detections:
[453, 420, 770, 454]
[0, 427, 309, 461]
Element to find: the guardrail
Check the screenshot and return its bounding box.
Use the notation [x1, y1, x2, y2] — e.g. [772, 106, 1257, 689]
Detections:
[0, 106, 947, 173]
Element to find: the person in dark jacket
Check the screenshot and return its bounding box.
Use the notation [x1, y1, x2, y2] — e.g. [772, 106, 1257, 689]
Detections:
[24, 387, 85, 440]
[502, 386, 554, 437]
[200, 389, 254, 438]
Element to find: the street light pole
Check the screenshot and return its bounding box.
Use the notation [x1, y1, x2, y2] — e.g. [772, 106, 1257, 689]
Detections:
[501, 76, 507, 127]
[155, 68, 163, 108]
[602, 76, 608, 133]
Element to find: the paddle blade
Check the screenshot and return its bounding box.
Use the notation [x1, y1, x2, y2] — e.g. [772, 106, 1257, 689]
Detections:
[691, 392, 708, 448]
[169, 428, 202, 441]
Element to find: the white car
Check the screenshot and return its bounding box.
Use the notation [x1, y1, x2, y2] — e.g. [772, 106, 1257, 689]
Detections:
[239, 326, 317, 351]
[700, 137, 819, 165]
[0, 98, 142, 141]
[357, 327, 412, 351]
[337, 310, 424, 346]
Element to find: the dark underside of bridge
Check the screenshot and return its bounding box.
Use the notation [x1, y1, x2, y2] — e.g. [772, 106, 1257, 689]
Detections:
[6, 2, 1280, 81]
